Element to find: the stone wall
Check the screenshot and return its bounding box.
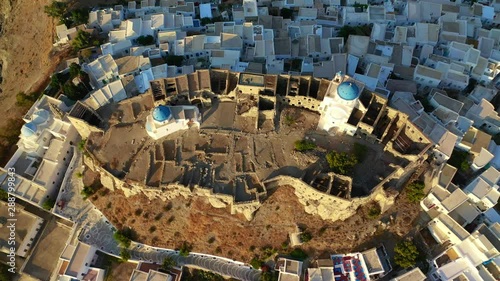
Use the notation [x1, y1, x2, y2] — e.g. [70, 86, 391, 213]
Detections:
[263, 176, 396, 222]
[68, 116, 104, 140]
[278, 96, 322, 113]
[84, 146, 400, 222]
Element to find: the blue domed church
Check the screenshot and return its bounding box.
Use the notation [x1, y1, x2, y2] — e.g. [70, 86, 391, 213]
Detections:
[146, 105, 201, 139]
[318, 72, 366, 135]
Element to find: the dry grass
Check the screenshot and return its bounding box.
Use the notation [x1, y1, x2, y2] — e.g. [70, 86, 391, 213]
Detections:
[91, 184, 423, 263]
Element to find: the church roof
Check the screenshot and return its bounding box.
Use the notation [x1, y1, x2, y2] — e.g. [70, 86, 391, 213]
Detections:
[152, 105, 172, 122]
[21, 122, 37, 138]
[337, 82, 360, 101]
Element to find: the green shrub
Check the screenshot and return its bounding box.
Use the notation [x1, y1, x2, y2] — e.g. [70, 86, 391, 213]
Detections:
[367, 204, 381, 219]
[119, 248, 131, 262]
[299, 232, 312, 243]
[294, 140, 316, 151]
[114, 228, 133, 248]
[261, 246, 277, 259]
[63, 81, 88, 101]
[81, 186, 95, 200]
[280, 8, 293, 19]
[289, 248, 308, 260]
[42, 198, 56, 211]
[326, 151, 358, 175]
[165, 55, 185, 67]
[284, 115, 295, 126]
[77, 139, 86, 151]
[136, 35, 155, 46]
[406, 181, 425, 203]
[179, 241, 192, 257]
[71, 30, 92, 50]
[44, 1, 68, 19]
[259, 271, 279, 281]
[70, 8, 89, 26]
[448, 150, 470, 172]
[160, 256, 177, 272]
[16, 92, 39, 107]
[250, 257, 263, 269]
[394, 241, 420, 268]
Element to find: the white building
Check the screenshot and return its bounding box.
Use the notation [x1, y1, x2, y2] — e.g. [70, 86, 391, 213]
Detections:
[0, 95, 78, 209]
[428, 223, 500, 281]
[145, 105, 201, 140]
[318, 72, 365, 136]
[56, 241, 105, 281]
[84, 54, 119, 89]
[276, 258, 303, 281]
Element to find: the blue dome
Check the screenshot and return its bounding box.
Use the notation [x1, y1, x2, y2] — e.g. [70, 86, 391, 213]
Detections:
[337, 82, 360, 101]
[152, 106, 171, 122]
[21, 122, 37, 138]
[32, 109, 49, 124]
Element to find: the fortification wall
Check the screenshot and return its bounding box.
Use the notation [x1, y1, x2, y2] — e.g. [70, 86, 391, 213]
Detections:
[84, 145, 404, 222]
[264, 176, 396, 222]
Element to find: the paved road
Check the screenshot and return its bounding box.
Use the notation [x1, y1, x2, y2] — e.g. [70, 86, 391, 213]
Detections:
[130, 245, 260, 281]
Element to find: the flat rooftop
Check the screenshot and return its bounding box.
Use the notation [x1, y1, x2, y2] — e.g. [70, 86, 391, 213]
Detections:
[23, 218, 71, 281]
[0, 203, 38, 254]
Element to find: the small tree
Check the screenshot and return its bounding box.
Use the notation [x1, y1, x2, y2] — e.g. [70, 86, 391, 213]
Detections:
[294, 140, 316, 151]
[70, 8, 90, 26]
[50, 73, 63, 91]
[366, 203, 381, 219]
[136, 35, 155, 46]
[77, 139, 86, 151]
[119, 248, 131, 262]
[284, 115, 295, 126]
[69, 63, 82, 79]
[114, 228, 133, 248]
[179, 241, 192, 257]
[165, 55, 185, 67]
[42, 198, 56, 211]
[200, 17, 212, 26]
[44, 1, 68, 19]
[63, 81, 88, 101]
[81, 186, 95, 200]
[338, 26, 355, 41]
[71, 30, 91, 50]
[80, 48, 93, 60]
[160, 256, 177, 272]
[260, 271, 278, 281]
[326, 151, 358, 175]
[250, 257, 263, 269]
[299, 232, 312, 243]
[16, 92, 39, 107]
[406, 181, 425, 203]
[289, 248, 308, 261]
[280, 8, 293, 19]
[394, 241, 419, 268]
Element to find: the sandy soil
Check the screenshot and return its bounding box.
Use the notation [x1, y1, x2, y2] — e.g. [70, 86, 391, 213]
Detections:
[0, 0, 118, 128]
[0, 0, 62, 127]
